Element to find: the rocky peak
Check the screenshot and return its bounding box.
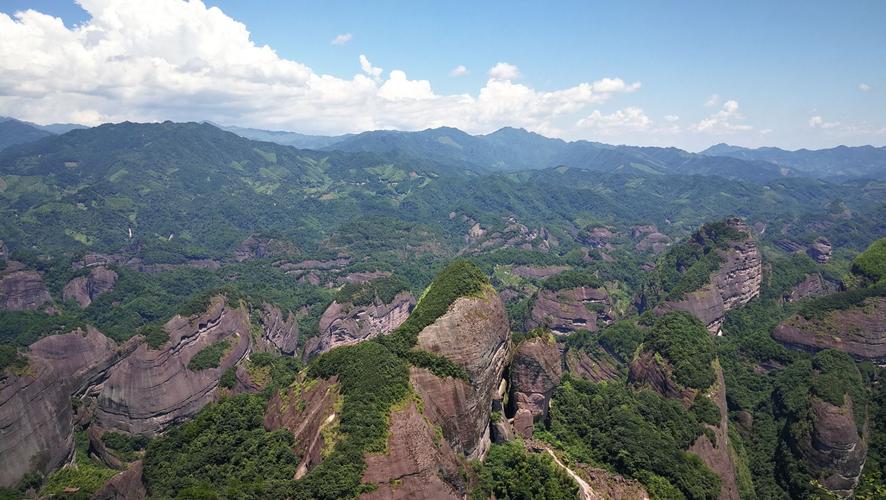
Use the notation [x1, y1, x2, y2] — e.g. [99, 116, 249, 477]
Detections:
[409, 285, 510, 460]
[509, 335, 562, 423]
[802, 395, 867, 496]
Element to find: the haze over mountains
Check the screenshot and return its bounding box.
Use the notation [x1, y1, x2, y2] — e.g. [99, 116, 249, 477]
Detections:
[3, 116, 885, 182]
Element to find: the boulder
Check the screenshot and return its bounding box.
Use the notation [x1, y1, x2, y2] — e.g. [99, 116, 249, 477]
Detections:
[510, 337, 562, 421]
[94, 297, 251, 434]
[513, 409, 534, 439]
[62, 266, 118, 308]
[0, 328, 135, 487]
[409, 286, 510, 459]
[305, 292, 415, 359]
[0, 269, 51, 311]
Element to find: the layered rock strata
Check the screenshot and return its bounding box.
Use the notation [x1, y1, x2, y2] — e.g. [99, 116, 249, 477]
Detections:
[62, 266, 118, 308]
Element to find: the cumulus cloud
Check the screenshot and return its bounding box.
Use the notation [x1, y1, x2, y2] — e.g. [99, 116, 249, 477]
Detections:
[331, 33, 352, 45]
[692, 99, 752, 133]
[449, 65, 468, 77]
[576, 107, 652, 134]
[488, 62, 521, 81]
[858, 83, 871, 92]
[705, 94, 721, 107]
[0, 0, 642, 136]
[808, 115, 838, 129]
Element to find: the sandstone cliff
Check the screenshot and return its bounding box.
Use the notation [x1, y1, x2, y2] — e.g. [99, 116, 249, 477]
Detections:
[773, 297, 886, 362]
[0, 266, 52, 311]
[657, 219, 762, 334]
[62, 266, 118, 308]
[563, 346, 621, 383]
[800, 396, 867, 496]
[0, 328, 137, 487]
[527, 286, 612, 335]
[509, 336, 562, 422]
[95, 296, 251, 434]
[303, 292, 414, 360]
[409, 286, 510, 460]
[257, 303, 299, 355]
[687, 365, 740, 500]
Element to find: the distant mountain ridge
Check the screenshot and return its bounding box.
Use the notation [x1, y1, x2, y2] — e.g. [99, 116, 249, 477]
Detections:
[702, 142, 886, 180]
[0, 116, 89, 151]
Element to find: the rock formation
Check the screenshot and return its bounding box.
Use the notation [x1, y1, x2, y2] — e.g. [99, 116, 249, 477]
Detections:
[510, 336, 562, 421]
[800, 396, 867, 496]
[258, 303, 299, 355]
[265, 377, 340, 479]
[93, 461, 146, 500]
[782, 273, 835, 303]
[0, 267, 51, 311]
[687, 366, 740, 500]
[303, 292, 414, 359]
[409, 286, 510, 460]
[62, 266, 118, 308]
[628, 351, 695, 403]
[563, 346, 621, 383]
[0, 328, 137, 487]
[0, 240, 7, 261]
[773, 297, 886, 362]
[360, 401, 464, 499]
[94, 297, 251, 434]
[527, 286, 612, 335]
[807, 237, 832, 264]
[658, 219, 762, 333]
[234, 235, 298, 262]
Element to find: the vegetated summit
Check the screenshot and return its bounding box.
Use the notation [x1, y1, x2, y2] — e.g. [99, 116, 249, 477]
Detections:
[0, 118, 885, 499]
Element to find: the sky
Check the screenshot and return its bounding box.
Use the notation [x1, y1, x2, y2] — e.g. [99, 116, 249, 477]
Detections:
[1, 0, 884, 151]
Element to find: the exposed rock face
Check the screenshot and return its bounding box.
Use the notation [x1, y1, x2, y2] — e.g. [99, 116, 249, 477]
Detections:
[628, 351, 694, 403]
[688, 365, 739, 500]
[360, 401, 463, 499]
[62, 266, 118, 308]
[575, 465, 651, 500]
[409, 286, 510, 460]
[512, 408, 534, 439]
[0, 328, 136, 488]
[783, 273, 835, 303]
[527, 286, 611, 335]
[0, 269, 51, 311]
[259, 303, 299, 355]
[95, 297, 251, 434]
[265, 377, 340, 479]
[773, 297, 886, 362]
[800, 396, 867, 496]
[88, 426, 125, 470]
[511, 265, 570, 279]
[234, 235, 298, 262]
[659, 219, 762, 333]
[305, 292, 414, 359]
[807, 237, 833, 264]
[0, 240, 7, 261]
[635, 232, 672, 254]
[93, 460, 146, 500]
[563, 346, 621, 383]
[510, 337, 562, 421]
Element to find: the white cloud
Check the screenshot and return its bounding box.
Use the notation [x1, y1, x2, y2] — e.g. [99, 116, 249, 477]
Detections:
[449, 65, 468, 77]
[664, 114, 679, 122]
[359, 54, 383, 80]
[705, 94, 721, 107]
[808, 115, 839, 129]
[488, 62, 521, 81]
[858, 83, 871, 92]
[0, 0, 642, 136]
[576, 107, 652, 134]
[331, 33, 352, 45]
[692, 99, 752, 133]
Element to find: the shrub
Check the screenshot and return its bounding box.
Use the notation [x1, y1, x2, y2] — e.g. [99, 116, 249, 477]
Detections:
[646, 312, 716, 390]
[187, 340, 231, 371]
[472, 441, 579, 500]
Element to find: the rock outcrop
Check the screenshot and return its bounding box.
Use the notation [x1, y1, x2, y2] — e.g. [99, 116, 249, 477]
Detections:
[510, 336, 562, 422]
[95, 297, 251, 434]
[93, 460, 146, 500]
[409, 286, 510, 460]
[258, 303, 299, 355]
[303, 292, 414, 359]
[265, 377, 340, 479]
[527, 286, 612, 335]
[782, 273, 836, 303]
[773, 297, 886, 362]
[234, 235, 298, 262]
[0, 328, 137, 487]
[658, 219, 762, 334]
[0, 240, 7, 261]
[628, 351, 694, 403]
[360, 401, 464, 499]
[0, 268, 51, 311]
[563, 346, 621, 383]
[807, 237, 832, 264]
[688, 365, 739, 500]
[62, 266, 118, 308]
[800, 396, 867, 496]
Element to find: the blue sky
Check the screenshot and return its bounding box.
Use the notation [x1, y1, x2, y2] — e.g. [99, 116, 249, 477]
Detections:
[1, 0, 884, 150]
